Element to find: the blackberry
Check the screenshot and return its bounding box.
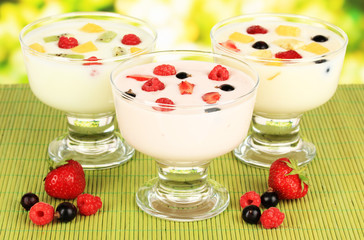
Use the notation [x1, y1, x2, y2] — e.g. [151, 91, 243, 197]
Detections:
[252, 41, 269, 50]
[176, 72, 191, 79]
[242, 205, 261, 224]
[260, 188, 279, 208]
[217, 84, 235, 91]
[312, 35, 328, 42]
[20, 193, 39, 211]
[55, 202, 77, 223]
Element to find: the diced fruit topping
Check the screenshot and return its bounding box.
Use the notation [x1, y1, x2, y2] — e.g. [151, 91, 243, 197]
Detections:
[71, 41, 98, 53]
[77, 194, 102, 216]
[178, 81, 195, 95]
[252, 41, 269, 50]
[242, 205, 261, 224]
[21, 193, 39, 211]
[260, 207, 285, 229]
[55, 202, 77, 223]
[275, 25, 301, 37]
[43, 35, 60, 43]
[202, 92, 221, 104]
[121, 34, 141, 45]
[142, 78, 165, 92]
[301, 42, 329, 55]
[260, 188, 279, 208]
[112, 46, 127, 57]
[219, 40, 240, 52]
[312, 35, 328, 42]
[176, 72, 191, 79]
[153, 64, 177, 76]
[83, 56, 102, 66]
[153, 98, 175, 112]
[58, 36, 79, 49]
[29, 202, 54, 226]
[124, 89, 136, 98]
[205, 107, 221, 113]
[49, 53, 85, 59]
[97, 31, 117, 42]
[250, 49, 273, 58]
[229, 32, 254, 43]
[80, 23, 105, 33]
[29, 43, 46, 53]
[273, 38, 305, 50]
[246, 25, 268, 34]
[240, 191, 261, 208]
[275, 50, 302, 59]
[127, 74, 155, 81]
[208, 65, 229, 81]
[130, 47, 142, 53]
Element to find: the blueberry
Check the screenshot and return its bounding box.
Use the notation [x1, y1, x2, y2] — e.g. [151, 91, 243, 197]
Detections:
[205, 107, 221, 113]
[261, 189, 279, 208]
[312, 35, 328, 42]
[252, 41, 269, 50]
[218, 84, 235, 91]
[242, 205, 261, 224]
[20, 193, 39, 211]
[176, 72, 191, 79]
[55, 202, 77, 222]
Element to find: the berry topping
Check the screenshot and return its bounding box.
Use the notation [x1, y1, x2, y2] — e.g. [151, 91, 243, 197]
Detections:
[312, 35, 328, 42]
[83, 56, 102, 66]
[178, 81, 195, 95]
[127, 74, 155, 81]
[176, 72, 191, 79]
[240, 191, 261, 208]
[58, 36, 79, 49]
[275, 50, 302, 59]
[216, 84, 235, 91]
[153, 64, 177, 76]
[202, 92, 221, 104]
[208, 65, 229, 81]
[124, 89, 136, 98]
[141, 78, 165, 92]
[29, 202, 54, 226]
[55, 202, 77, 223]
[77, 194, 102, 216]
[219, 40, 240, 52]
[260, 207, 285, 229]
[242, 205, 261, 224]
[247, 25, 268, 34]
[260, 188, 279, 208]
[153, 98, 175, 112]
[205, 107, 221, 113]
[121, 34, 141, 45]
[21, 193, 39, 211]
[252, 41, 269, 50]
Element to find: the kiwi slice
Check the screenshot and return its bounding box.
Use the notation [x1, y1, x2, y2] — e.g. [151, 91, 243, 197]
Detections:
[49, 53, 85, 59]
[97, 31, 117, 43]
[112, 46, 127, 57]
[43, 33, 72, 43]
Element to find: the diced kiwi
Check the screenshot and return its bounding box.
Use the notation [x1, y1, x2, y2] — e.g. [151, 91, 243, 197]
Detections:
[97, 31, 117, 43]
[112, 46, 127, 57]
[43, 33, 72, 43]
[49, 53, 85, 59]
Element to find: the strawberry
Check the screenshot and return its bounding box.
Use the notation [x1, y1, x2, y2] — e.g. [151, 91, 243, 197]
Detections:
[178, 81, 195, 95]
[202, 92, 221, 104]
[153, 97, 175, 112]
[126, 74, 155, 81]
[44, 160, 86, 200]
[275, 50, 302, 59]
[219, 40, 240, 52]
[268, 158, 309, 199]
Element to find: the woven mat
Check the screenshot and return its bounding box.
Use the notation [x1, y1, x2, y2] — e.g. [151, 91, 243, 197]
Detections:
[0, 84, 363, 239]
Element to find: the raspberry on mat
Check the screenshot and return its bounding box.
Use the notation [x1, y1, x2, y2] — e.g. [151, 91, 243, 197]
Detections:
[29, 202, 54, 225]
[77, 194, 102, 216]
[240, 191, 261, 208]
[260, 207, 285, 229]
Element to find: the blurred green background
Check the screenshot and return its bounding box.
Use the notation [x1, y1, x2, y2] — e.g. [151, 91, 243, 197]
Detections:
[0, 0, 363, 84]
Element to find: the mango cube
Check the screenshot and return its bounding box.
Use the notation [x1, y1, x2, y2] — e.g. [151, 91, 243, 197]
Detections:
[229, 32, 254, 43]
[29, 43, 46, 53]
[130, 47, 142, 53]
[275, 25, 301, 37]
[300, 42, 329, 55]
[71, 41, 98, 53]
[273, 38, 305, 50]
[250, 49, 273, 58]
[80, 23, 105, 33]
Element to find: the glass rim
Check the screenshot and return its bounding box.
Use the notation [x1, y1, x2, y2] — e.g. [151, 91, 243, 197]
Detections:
[110, 49, 259, 111]
[210, 12, 349, 64]
[19, 11, 158, 64]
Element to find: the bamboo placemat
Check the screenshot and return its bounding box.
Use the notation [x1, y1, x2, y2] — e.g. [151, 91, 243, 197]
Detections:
[0, 84, 363, 239]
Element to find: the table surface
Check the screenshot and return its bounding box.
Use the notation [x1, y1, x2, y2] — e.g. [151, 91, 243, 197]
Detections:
[0, 84, 363, 239]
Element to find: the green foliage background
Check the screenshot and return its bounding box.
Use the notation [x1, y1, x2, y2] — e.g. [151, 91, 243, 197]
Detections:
[0, 0, 363, 84]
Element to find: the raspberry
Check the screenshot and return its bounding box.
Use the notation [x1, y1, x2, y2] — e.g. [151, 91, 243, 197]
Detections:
[83, 56, 102, 66]
[247, 25, 268, 34]
[240, 191, 261, 208]
[58, 36, 79, 49]
[29, 202, 54, 225]
[121, 34, 141, 45]
[275, 50, 302, 59]
[153, 98, 175, 112]
[260, 207, 285, 229]
[141, 78, 165, 92]
[77, 194, 102, 216]
[208, 65, 229, 81]
[153, 64, 177, 76]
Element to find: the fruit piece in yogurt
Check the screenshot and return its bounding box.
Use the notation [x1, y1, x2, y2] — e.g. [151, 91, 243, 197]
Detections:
[127, 74, 155, 81]
[219, 40, 240, 52]
[275, 25, 301, 37]
[71, 41, 98, 53]
[247, 25, 268, 34]
[301, 42, 329, 55]
[229, 32, 254, 43]
[178, 81, 195, 95]
[208, 65, 230, 81]
[142, 78, 165, 92]
[275, 50, 302, 59]
[202, 92, 221, 104]
[272, 39, 305, 50]
[80, 23, 105, 33]
[58, 36, 79, 49]
[96, 31, 117, 43]
[153, 98, 175, 112]
[29, 43, 46, 53]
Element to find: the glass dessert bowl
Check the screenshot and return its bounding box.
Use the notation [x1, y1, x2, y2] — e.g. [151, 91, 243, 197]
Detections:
[111, 50, 259, 221]
[19, 12, 157, 169]
[211, 13, 348, 168]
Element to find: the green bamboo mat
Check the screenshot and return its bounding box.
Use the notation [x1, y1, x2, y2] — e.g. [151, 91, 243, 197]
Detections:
[0, 84, 363, 239]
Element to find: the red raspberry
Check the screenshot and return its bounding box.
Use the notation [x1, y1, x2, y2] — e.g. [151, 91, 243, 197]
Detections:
[141, 78, 165, 92]
[83, 56, 102, 66]
[260, 207, 285, 229]
[58, 36, 79, 49]
[275, 50, 302, 59]
[208, 65, 229, 81]
[29, 202, 54, 225]
[240, 191, 261, 208]
[153, 97, 175, 112]
[153, 64, 177, 76]
[247, 25, 268, 34]
[77, 194, 102, 216]
[121, 34, 141, 45]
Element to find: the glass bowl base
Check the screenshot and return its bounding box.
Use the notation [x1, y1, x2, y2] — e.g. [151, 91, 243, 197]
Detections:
[136, 178, 230, 222]
[48, 132, 134, 170]
[234, 135, 316, 168]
